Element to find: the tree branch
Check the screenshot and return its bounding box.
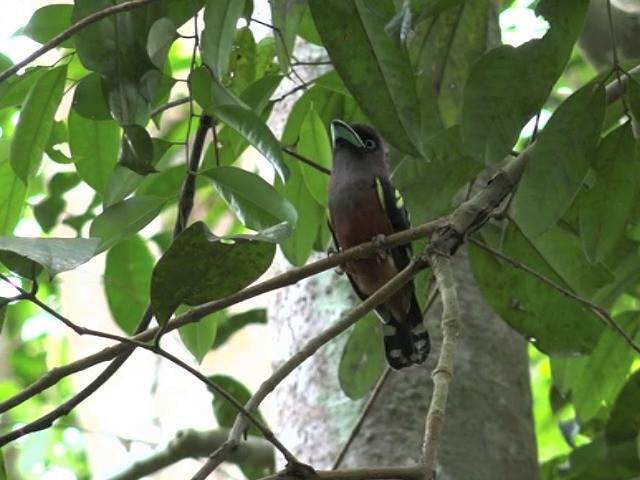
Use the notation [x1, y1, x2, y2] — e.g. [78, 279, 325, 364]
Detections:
[419, 254, 460, 476]
[108, 429, 273, 480]
[260, 465, 426, 480]
[0, 0, 162, 83]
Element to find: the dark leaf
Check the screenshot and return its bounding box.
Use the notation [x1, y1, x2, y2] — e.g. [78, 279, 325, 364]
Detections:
[150, 222, 275, 323]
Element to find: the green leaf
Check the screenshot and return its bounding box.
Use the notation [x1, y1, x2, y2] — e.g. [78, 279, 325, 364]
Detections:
[202, 166, 297, 233]
[213, 308, 267, 348]
[579, 123, 639, 264]
[0, 237, 100, 278]
[147, 17, 178, 70]
[120, 125, 156, 175]
[394, 126, 483, 223]
[469, 224, 603, 355]
[10, 65, 67, 181]
[339, 313, 385, 399]
[309, 0, 422, 156]
[150, 222, 275, 323]
[69, 110, 121, 195]
[571, 312, 640, 424]
[19, 4, 74, 48]
[0, 147, 26, 235]
[90, 195, 168, 253]
[179, 311, 220, 363]
[104, 235, 154, 335]
[72, 72, 112, 121]
[270, 0, 306, 73]
[512, 82, 605, 241]
[298, 107, 332, 207]
[460, 0, 590, 162]
[201, 0, 246, 79]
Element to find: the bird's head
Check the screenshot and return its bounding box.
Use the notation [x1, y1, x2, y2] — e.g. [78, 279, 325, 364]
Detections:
[330, 120, 387, 172]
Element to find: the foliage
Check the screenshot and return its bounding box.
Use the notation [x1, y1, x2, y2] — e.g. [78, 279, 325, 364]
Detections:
[0, 0, 640, 478]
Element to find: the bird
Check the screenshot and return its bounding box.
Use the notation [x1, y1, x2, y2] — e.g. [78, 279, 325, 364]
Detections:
[327, 119, 429, 369]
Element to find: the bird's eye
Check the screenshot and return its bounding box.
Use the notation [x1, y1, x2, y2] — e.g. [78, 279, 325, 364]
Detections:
[364, 139, 376, 150]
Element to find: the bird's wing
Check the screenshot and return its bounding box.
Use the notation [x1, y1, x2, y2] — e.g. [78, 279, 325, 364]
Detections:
[374, 176, 412, 270]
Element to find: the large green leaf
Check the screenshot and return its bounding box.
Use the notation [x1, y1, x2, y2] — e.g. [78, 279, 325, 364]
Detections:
[469, 224, 603, 355]
[104, 235, 154, 335]
[512, 82, 605, 241]
[10, 65, 67, 182]
[201, 0, 246, 79]
[90, 195, 168, 253]
[606, 369, 640, 450]
[309, 0, 422, 156]
[147, 18, 178, 70]
[0, 237, 100, 278]
[579, 123, 639, 264]
[150, 222, 276, 323]
[339, 313, 385, 399]
[460, 0, 590, 163]
[68, 110, 121, 195]
[202, 166, 297, 234]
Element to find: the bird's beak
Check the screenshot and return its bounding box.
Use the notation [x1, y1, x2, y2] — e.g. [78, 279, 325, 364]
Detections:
[330, 120, 365, 149]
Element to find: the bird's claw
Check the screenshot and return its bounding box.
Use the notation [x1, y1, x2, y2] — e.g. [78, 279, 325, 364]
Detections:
[372, 234, 388, 262]
[327, 245, 346, 275]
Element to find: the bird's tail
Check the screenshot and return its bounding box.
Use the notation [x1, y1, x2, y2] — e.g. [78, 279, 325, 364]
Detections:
[379, 295, 430, 370]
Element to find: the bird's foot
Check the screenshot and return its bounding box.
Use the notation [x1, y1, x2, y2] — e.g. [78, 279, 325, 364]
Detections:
[372, 234, 388, 262]
[327, 245, 345, 275]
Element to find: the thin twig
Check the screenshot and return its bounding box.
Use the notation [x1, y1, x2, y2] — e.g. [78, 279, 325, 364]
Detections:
[331, 366, 392, 470]
[191, 257, 430, 480]
[0, 0, 162, 83]
[420, 253, 460, 475]
[283, 146, 332, 175]
[470, 238, 640, 355]
[150, 97, 191, 117]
